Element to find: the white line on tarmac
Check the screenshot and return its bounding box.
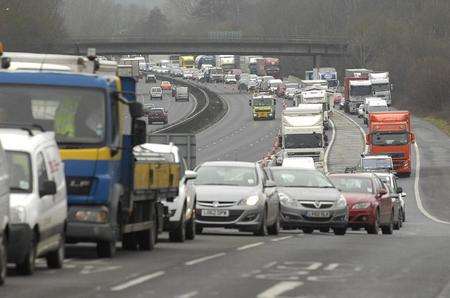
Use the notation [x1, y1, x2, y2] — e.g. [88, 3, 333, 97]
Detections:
[263, 261, 278, 269]
[306, 262, 322, 270]
[236, 242, 264, 251]
[270, 236, 293, 242]
[437, 280, 450, 298]
[110, 271, 165, 292]
[324, 263, 339, 271]
[185, 253, 226, 266]
[257, 281, 303, 298]
[324, 118, 336, 174]
[413, 143, 450, 225]
[335, 110, 368, 153]
[175, 291, 199, 298]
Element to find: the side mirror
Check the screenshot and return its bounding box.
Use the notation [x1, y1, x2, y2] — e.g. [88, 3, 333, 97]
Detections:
[396, 187, 403, 194]
[377, 188, 387, 198]
[133, 119, 147, 145]
[365, 134, 371, 145]
[390, 83, 394, 91]
[264, 180, 276, 188]
[40, 180, 57, 197]
[129, 102, 144, 118]
[184, 170, 197, 181]
[410, 133, 416, 144]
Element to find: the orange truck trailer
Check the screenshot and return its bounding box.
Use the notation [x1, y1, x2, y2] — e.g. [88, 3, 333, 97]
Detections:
[366, 111, 415, 176]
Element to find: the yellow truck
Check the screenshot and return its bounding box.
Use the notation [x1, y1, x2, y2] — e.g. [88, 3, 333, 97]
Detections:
[249, 95, 277, 120]
[179, 56, 195, 68]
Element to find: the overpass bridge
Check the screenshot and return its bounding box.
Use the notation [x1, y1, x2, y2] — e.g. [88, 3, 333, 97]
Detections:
[54, 35, 349, 62]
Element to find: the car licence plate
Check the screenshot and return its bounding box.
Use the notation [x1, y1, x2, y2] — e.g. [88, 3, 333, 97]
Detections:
[306, 211, 330, 218]
[201, 209, 229, 217]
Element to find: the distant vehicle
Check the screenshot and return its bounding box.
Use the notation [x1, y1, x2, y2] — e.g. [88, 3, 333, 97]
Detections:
[0, 127, 67, 275]
[358, 104, 365, 118]
[360, 155, 394, 172]
[281, 157, 315, 169]
[364, 98, 388, 125]
[370, 72, 392, 106]
[179, 56, 195, 68]
[0, 139, 8, 285]
[175, 86, 189, 102]
[148, 108, 168, 124]
[269, 168, 348, 235]
[194, 161, 280, 236]
[150, 87, 163, 100]
[249, 95, 276, 120]
[224, 74, 237, 84]
[206, 67, 224, 83]
[268, 79, 283, 94]
[182, 69, 194, 80]
[146, 74, 157, 83]
[328, 172, 395, 234]
[160, 81, 172, 91]
[282, 83, 300, 99]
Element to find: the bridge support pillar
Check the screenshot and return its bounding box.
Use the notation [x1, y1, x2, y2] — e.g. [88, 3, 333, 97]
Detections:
[313, 55, 321, 69]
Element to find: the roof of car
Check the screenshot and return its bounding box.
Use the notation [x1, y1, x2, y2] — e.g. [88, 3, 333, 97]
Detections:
[0, 129, 56, 153]
[328, 172, 376, 179]
[200, 161, 256, 168]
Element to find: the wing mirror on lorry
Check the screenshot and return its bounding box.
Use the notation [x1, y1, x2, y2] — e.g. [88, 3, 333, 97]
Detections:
[410, 133, 416, 144]
[273, 99, 276, 106]
[133, 119, 147, 146]
[129, 102, 144, 118]
[366, 134, 371, 145]
[40, 180, 57, 197]
[1, 57, 11, 69]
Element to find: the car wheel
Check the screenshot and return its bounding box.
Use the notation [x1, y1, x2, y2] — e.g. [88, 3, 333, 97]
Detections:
[46, 233, 65, 269]
[138, 222, 157, 251]
[0, 237, 6, 286]
[186, 208, 196, 240]
[302, 227, 314, 234]
[333, 227, 347, 235]
[96, 240, 116, 258]
[254, 208, 268, 236]
[367, 210, 381, 235]
[267, 214, 280, 235]
[381, 212, 394, 235]
[169, 206, 186, 242]
[16, 234, 36, 275]
[402, 208, 406, 222]
[319, 227, 330, 233]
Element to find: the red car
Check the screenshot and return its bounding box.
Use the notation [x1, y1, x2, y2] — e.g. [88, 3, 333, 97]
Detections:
[328, 173, 395, 235]
[147, 108, 168, 124]
[160, 81, 172, 91]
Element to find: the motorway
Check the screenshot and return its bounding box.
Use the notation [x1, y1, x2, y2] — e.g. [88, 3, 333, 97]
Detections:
[1, 82, 450, 298]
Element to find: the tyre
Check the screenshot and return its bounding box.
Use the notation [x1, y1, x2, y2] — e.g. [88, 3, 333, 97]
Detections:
[367, 211, 380, 235]
[319, 227, 330, 233]
[402, 208, 406, 222]
[195, 225, 203, 235]
[138, 223, 157, 251]
[267, 215, 280, 235]
[16, 235, 36, 275]
[334, 227, 347, 235]
[169, 206, 186, 242]
[122, 232, 138, 250]
[96, 240, 116, 258]
[185, 208, 196, 240]
[0, 237, 6, 286]
[381, 212, 394, 235]
[254, 208, 268, 236]
[302, 227, 314, 234]
[46, 234, 64, 269]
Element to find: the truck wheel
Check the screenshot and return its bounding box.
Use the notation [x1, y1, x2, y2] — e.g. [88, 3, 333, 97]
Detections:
[96, 240, 116, 258]
[169, 206, 186, 242]
[122, 233, 138, 251]
[17, 235, 36, 275]
[0, 237, 6, 285]
[138, 224, 156, 251]
[185, 209, 196, 240]
[46, 234, 64, 269]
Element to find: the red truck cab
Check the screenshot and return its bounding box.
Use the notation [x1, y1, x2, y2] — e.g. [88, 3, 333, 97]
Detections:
[366, 111, 415, 176]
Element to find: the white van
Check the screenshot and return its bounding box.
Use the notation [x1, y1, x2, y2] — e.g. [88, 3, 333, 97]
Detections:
[150, 87, 163, 100]
[175, 86, 189, 102]
[0, 128, 67, 275]
[0, 140, 9, 285]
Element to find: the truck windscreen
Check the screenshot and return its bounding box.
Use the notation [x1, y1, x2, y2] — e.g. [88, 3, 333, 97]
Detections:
[372, 83, 390, 92]
[253, 98, 273, 106]
[0, 85, 106, 145]
[285, 134, 323, 149]
[350, 85, 371, 96]
[373, 132, 408, 146]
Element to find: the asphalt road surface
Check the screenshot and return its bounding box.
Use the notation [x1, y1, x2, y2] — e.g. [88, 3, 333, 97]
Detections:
[1, 83, 450, 298]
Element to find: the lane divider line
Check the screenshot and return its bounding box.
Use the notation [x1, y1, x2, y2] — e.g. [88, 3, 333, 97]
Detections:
[334, 110, 368, 154]
[270, 236, 293, 242]
[236, 242, 264, 251]
[185, 253, 227, 266]
[324, 118, 336, 174]
[110, 271, 165, 292]
[257, 281, 303, 298]
[413, 143, 450, 225]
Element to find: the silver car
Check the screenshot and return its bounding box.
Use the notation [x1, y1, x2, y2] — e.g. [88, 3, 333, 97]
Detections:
[193, 161, 280, 236]
[268, 167, 348, 235]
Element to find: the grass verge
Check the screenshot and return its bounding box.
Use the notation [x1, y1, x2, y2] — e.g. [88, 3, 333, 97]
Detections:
[425, 116, 450, 136]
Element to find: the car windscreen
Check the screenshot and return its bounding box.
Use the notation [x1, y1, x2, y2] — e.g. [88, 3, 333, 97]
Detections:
[6, 151, 32, 193]
[149, 109, 164, 115]
[271, 169, 334, 188]
[284, 134, 322, 149]
[195, 166, 258, 187]
[0, 85, 106, 145]
[372, 132, 408, 146]
[329, 176, 374, 194]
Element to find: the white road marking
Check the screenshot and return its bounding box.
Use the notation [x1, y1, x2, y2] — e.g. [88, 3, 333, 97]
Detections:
[306, 262, 322, 270]
[335, 110, 368, 153]
[324, 118, 336, 173]
[80, 265, 121, 275]
[257, 281, 303, 298]
[413, 143, 450, 225]
[185, 253, 226, 266]
[323, 263, 339, 271]
[270, 236, 292, 242]
[110, 271, 165, 292]
[263, 261, 278, 269]
[437, 280, 450, 298]
[175, 291, 199, 298]
[236, 242, 264, 251]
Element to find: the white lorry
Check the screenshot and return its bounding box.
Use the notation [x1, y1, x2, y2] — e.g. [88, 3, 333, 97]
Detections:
[370, 72, 392, 106]
[363, 98, 389, 125]
[215, 55, 235, 72]
[348, 80, 372, 114]
[0, 140, 9, 285]
[295, 89, 330, 130]
[281, 105, 326, 169]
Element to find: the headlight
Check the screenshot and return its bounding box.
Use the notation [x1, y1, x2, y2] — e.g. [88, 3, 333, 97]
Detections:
[336, 195, 347, 208]
[74, 208, 109, 223]
[279, 193, 300, 207]
[10, 206, 27, 223]
[239, 195, 260, 206]
[352, 202, 371, 210]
